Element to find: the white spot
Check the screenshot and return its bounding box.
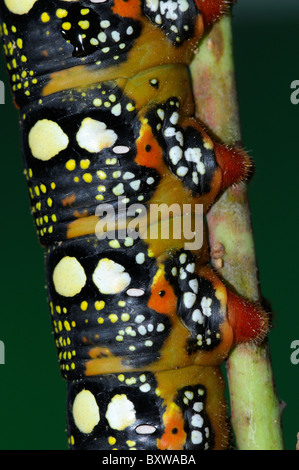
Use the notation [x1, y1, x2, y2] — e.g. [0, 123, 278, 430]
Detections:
[106, 394, 136, 431]
[183, 292, 196, 309]
[192, 309, 203, 324]
[189, 278, 198, 294]
[192, 171, 199, 185]
[130, 180, 141, 191]
[98, 32, 107, 43]
[164, 127, 176, 137]
[127, 288, 145, 297]
[145, 0, 159, 12]
[135, 424, 156, 434]
[201, 296, 212, 317]
[191, 414, 204, 428]
[126, 26, 134, 35]
[186, 263, 195, 273]
[157, 323, 165, 332]
[112, 183, 125, 196]
[100, 20, 110, 27]
[157, 108, 165, 120]
[170, 112, 179, 125]
[185, 390, 194, 400]
[169, 146, 183, 165]
[179, 253, 187, 264]
[76, 117, 117, 153]
[72, 390, 100, 434]
[92, 258, 131, 295]
[53, 256, 86, 297]
[136, 253, 145, 264]
[146, 177, 155, 185]
[160, 0, 178, 20]
[139, 383, 151, 393]
[29, 119, 69, 161]
[184, 148, 206, 175]
[178, 0, 189, 12]
[135, 315, 145, 323]
[111, 31, 120, 42]
[4, 0, 38, 15]
[138, 325, 147, 335]
[111, 103, 122, 116]
[193, 402, 203, 412]
[176, 166, 188, 177]
[191, 430, 203, 445]
[155, 14, 162, 24]
[113, 145, 130, 154]
[123, 171, 135, 180]
[175, 130, 184, 146]
[179, 268, 187, 280]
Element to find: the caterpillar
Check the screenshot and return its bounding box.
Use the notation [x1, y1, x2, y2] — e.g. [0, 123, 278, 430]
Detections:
[0, 0, 269, 451]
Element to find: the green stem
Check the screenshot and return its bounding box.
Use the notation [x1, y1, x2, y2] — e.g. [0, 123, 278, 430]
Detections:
[190, 16, 284, 450]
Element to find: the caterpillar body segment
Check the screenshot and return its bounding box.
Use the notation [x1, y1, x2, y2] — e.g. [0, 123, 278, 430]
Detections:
[0, 0, 268, 450]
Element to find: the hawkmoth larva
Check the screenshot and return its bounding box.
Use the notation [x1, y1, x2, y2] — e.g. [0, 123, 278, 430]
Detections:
[0, 0, 269, 450]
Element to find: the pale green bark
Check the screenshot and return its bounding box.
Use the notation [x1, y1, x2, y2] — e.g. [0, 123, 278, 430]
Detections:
[190, 16, 284, 450]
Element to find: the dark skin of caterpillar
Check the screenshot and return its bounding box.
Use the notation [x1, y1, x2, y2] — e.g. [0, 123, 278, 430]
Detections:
[0, 0, 268, 450]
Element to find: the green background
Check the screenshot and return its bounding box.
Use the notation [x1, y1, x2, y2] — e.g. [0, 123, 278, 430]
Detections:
[0, 1, 298, 450]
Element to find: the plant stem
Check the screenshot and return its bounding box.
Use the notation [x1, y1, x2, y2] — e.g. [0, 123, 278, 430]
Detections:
[190, 15, 284, 450]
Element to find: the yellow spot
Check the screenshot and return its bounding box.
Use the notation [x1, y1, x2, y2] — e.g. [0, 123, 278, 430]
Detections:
[78, 20, 90, 30]
[66, 159, 76, 171]
[40, 184, 47, 193]
[64, 321, 71, 332]
[95, 300, 105, 310]
[62, 22, 72, 31]
[126, 103, 135, 112]
[108, 436, 116, 445]
[97, 317, 104, 324]
[121, 313, 130, 321]
[21, 55, 27, 62]
[109, 314, 118, 323]
[29, 119, 69, 161]
[83, 173, 92, 183]
[53, 256, 87, 297]
[93, 98, 102, 107]
[80, 8, 90, 15]
[127, 440, 136, 447]
[56, 8, 68, 18]
[51, 182, 56, 189]
[109, 240, 120, 249]
[4, 0, 38, 15]
[41, 12, 50, 23]
[80, 159, 90, 169]
[16, 38, 23, 49]
[47, 198, 53, 207]
[97, 170, 107, 180]
[73, 390, 100, 434]
[81, 301, 88, 311]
